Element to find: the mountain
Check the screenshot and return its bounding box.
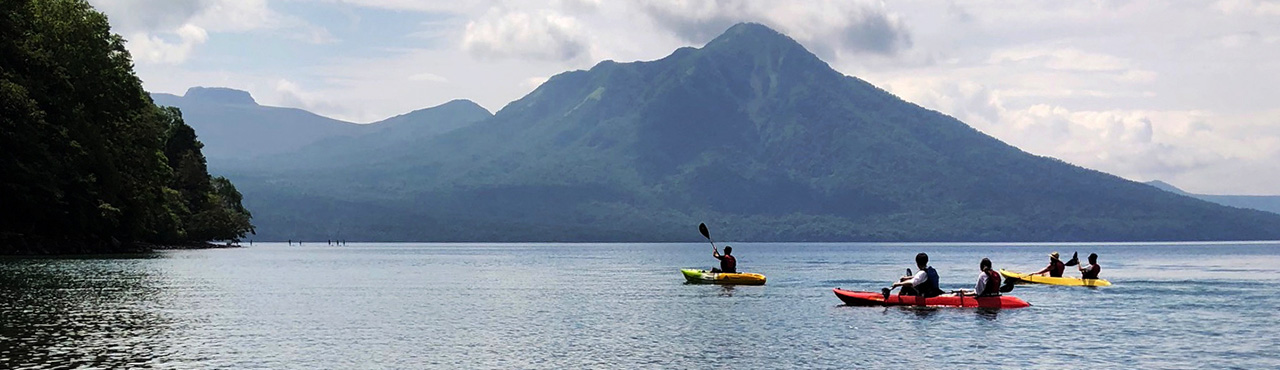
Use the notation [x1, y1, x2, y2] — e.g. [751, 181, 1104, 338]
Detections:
[220, 23, 1280, 242]
[151, 88, 491, 161]
[1146, 181, 1280, 215]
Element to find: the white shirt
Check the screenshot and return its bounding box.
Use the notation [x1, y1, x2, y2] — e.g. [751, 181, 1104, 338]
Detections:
[975, 272, 991, 296]
[908, 269, 929, 286]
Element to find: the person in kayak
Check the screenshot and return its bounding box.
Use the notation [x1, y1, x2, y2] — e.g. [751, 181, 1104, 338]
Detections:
[1078, 253, 1101, 279]
[886, 252, 945, 298]
[1030, 251, 1066, 277]
[711, 245, 737, 274]
[958, 258, 1001, 297]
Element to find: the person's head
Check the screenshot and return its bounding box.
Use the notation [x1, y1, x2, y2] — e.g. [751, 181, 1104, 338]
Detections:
[980, 258, 992, 271]
[1088, 253, 1097, 264]
[724, 246, 732, 255]
[1049, 251, 1060, 261]
[915, 253, 929, 269]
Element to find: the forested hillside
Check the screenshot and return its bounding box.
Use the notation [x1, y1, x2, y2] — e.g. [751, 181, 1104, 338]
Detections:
[0, 0, 253, 254]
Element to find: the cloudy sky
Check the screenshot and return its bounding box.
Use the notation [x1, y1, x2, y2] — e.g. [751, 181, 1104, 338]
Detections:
[89, 0, 1280, 195]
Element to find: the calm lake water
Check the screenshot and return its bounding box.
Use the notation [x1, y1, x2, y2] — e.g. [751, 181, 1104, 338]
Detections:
[2, 242, 1279, 369]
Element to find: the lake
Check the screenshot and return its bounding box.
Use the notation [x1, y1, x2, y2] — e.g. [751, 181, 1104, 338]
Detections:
[2, 242, 1278, 368]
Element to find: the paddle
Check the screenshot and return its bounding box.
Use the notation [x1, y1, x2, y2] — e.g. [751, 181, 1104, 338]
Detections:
[698, 222, 715, 249]
[1064, 251, 1080, 267]
[882, 268, 912, 300]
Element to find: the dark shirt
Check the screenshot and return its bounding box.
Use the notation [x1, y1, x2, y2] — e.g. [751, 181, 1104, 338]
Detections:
[715, 254, 737, 273]
[1081, 264, 1101, 279]
[1048, 259, 1065, 277]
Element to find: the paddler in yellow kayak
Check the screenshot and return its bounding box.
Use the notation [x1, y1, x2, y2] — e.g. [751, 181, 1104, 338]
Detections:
[1077, 253, 1101, 279]
[1029, 251, 1067, 277]
[712, 245, 737, 273]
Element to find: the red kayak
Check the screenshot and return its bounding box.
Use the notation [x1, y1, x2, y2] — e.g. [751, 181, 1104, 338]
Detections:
[833, 288, 1030, 309]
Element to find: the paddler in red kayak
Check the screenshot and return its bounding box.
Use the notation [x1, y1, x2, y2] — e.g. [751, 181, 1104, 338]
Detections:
[885, 252, 945, 299]
[1077, 253, 1101, 279]
[712, 245, 737, 273]
[1030, 251, 1066, 277]
[958, 258, 1002, 297]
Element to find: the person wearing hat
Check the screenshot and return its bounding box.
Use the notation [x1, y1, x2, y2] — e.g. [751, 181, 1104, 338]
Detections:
[1030, 251, 1066, 277]
[1077, 253, 1101, 279]
[711, 245, 737, 274]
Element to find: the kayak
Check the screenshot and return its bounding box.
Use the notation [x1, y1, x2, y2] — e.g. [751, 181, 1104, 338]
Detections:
[999, 269, 1111, 287]
[681, 269, 766, 285]
[833, 288, 1031, 309]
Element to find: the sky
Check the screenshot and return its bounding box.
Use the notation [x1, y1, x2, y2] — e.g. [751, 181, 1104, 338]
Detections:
[88, 0, 1280, 195]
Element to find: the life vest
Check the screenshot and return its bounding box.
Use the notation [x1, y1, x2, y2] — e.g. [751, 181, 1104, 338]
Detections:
[981, 269, 1001, 296]
[720, 254, 737, 274]
[920, 266, 944, 297]
[1049, 259, 1065, 277]
[1081, 264, 1100, 279]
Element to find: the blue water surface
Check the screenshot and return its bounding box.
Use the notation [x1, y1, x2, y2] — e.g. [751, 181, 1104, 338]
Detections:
[1, 242, 1278, 368]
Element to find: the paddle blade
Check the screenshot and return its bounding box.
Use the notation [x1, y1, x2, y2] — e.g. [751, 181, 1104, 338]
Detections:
[698, 223, 710, 239]
[1000, 280, 1016, 293]
[1065, 251, 1080, 266]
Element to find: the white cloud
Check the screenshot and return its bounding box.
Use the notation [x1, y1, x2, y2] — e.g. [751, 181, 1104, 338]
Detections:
[408, 72, 449, 82]
[462, 9, 591, 61]
[988, 48, 1132, 72]
[638, 0, 912, 57]
[125, 24, 209, 64]
[1214, 0, 1280, 16]
[90, 0, 334, 64]
[883, 76, 1280, 193]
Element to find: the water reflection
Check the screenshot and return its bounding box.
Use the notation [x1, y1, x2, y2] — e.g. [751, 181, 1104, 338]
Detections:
[0, 258, 170, 369]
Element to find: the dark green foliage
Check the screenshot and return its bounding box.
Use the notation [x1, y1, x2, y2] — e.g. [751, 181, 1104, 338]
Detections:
[0, 0, 253, 254]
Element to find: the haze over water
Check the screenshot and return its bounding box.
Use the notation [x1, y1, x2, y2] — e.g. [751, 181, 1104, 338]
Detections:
[2, 242, 1278, 368]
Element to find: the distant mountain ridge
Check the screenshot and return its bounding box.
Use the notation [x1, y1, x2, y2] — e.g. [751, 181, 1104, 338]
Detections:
[1146, 180, 1280, 215]
[209, 23, 1280, 242]
[151, 88, 491, 161]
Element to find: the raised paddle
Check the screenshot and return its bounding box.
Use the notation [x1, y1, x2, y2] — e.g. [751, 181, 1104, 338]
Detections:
[698, 222, 715, 248]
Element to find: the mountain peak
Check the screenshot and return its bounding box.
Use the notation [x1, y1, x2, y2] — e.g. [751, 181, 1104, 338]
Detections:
[705, 23, 805, 52]
[184, 87, 256, 105]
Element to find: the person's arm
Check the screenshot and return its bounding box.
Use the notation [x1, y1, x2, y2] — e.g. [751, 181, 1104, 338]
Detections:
[713, 247, 720, 258]
[895, 270, 927, 288]
[974, 273, 988, 296]
[1031, 264, 1052, 276]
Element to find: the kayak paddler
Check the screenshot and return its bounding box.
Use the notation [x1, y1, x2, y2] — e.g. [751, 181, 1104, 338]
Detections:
[1078, 253, 1101, 279]
[712, 245, 737, 274]
[1030, 251, 1066, 277]
[885, 252, 945, 299]
[958, 258, 1001, 297]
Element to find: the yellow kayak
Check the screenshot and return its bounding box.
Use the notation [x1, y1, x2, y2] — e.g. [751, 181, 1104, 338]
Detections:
[999, 269, 1111, 287]
[681, 269, 766, 285]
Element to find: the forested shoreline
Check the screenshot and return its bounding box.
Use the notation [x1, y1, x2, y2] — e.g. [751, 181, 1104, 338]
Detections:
[1, 0, 253, 254]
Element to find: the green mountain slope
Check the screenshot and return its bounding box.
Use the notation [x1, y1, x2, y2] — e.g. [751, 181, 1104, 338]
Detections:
[224, 23, 1280, 242]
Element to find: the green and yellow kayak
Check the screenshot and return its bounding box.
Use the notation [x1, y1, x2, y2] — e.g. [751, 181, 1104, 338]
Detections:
[999, 269, 1111, 287]
[681, 269, 766, 285]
